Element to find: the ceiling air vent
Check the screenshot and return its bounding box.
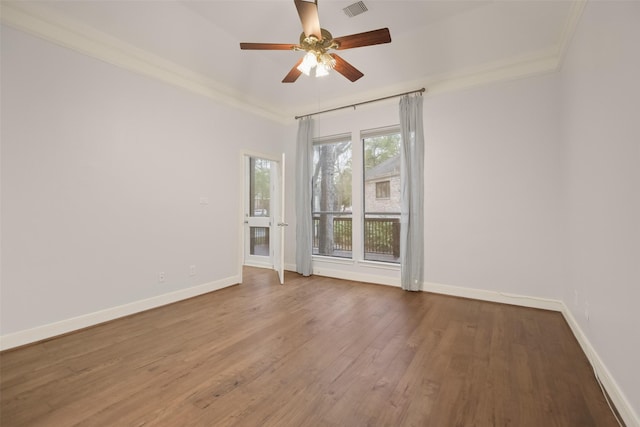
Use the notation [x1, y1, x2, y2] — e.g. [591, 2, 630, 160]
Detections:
[343, 1, 368, 18]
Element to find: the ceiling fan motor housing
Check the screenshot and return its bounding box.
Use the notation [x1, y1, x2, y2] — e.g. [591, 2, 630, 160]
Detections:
[298, 29, 338, 68]
[299, 29, 339, 52]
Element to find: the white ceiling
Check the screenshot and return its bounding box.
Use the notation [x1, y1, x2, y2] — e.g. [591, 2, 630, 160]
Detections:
[2, 0, 580, 120]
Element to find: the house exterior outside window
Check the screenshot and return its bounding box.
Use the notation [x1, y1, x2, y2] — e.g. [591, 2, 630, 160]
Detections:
[363, 127, 401, 263]
[375, 181, 391, 199]
[310, 127, 401, 264]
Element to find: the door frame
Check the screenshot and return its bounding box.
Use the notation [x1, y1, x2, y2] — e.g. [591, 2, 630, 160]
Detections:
[237, 150, 285, 284]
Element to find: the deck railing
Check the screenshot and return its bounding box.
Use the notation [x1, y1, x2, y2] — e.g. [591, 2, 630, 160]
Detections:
[312, 213, 400, 262]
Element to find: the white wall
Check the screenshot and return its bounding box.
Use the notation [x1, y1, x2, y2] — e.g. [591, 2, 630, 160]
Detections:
[561, 1, 640, 419]
[3, 2, 638, 420]
[425, 75, 564, 298]
[285, 73, 565, 299]
[0, 26, 285, 337]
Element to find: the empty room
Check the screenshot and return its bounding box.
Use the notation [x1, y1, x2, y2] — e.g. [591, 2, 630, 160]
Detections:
[1, 0, 638, 425]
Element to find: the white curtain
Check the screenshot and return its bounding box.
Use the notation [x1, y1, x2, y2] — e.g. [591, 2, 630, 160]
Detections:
[399, 94, 425, 291]
[295, 117, 314, 276]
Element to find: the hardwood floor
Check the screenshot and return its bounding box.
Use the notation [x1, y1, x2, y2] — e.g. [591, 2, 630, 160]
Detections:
[1, 267, 618, 426]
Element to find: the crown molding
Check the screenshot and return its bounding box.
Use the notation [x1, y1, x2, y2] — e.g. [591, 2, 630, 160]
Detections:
[425, 49, 559, 96]
[411, 0, 587, 96]
[290, 0, 586, 118]
[2, 0, 586, 123]
[289, 48, 559, 121]
[0, 1, 288, 124]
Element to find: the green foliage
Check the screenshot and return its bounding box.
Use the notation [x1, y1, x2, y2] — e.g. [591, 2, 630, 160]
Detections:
[251, 158, 271, 212]
[364, 134, 401, 169]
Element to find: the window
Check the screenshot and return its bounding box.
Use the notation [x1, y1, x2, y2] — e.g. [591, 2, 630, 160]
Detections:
[310, 127, 401, 264]
[375, 181, 391, 199]
[363, 128, 401, 263]
[249, 158, 270, 218]
[312, 134, 352, 258]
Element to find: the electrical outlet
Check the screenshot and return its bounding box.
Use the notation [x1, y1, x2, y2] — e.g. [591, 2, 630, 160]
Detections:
[158, 272, 166, 283]
[189, 265, 196, 277]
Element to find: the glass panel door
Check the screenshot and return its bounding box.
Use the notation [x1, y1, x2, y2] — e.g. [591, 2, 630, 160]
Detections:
[244, 157, 272, 268]
[243, 154, 286, 282]
[249, 227, 270, 256]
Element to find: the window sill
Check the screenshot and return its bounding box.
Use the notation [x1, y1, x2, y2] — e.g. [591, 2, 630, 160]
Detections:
[312, 255, 355, 266]
[357, 260, 401, 271]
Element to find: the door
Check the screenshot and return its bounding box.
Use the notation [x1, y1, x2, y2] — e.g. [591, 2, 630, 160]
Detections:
[243, 154, 286, 283]
[273, 154, 286, 284]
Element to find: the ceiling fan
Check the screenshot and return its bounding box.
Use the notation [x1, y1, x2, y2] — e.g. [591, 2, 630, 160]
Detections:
[240, 0, 391, 83]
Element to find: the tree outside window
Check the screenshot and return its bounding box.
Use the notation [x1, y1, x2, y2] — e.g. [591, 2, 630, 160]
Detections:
[310, 128, 401, 263]
[312, 136, 352, 258]
[250, 158, 271, 217]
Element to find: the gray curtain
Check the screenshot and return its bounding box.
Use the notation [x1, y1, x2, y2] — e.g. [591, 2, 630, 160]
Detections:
[295, 117, 314, 276]
[399, 94, 425, 291]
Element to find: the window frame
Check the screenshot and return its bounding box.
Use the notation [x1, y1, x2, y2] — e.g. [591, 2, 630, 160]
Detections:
[361, 126, 402, 264]
[308, 126, 402, 269]
[311, 133, 353, 260]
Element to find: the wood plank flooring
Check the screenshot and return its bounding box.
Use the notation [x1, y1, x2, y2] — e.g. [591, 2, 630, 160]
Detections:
[1, 267, 619, 426]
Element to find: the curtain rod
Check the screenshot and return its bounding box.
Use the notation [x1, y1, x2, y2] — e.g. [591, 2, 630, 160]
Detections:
[294, 87, 426, 120]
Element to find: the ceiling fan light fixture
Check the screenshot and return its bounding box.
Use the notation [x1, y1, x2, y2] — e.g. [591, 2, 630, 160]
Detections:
[297, 51, 318, 76]
[315, 62, 330, 77]
[319, 53, 336, 69]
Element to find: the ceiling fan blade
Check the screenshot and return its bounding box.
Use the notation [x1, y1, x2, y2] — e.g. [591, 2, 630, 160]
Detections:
[294, 0, 322, 40]
[330, 54, 364, 82]
[240, 43, 298, 50]
[333, 28, 391, 50]
[283, 58, 304, 83]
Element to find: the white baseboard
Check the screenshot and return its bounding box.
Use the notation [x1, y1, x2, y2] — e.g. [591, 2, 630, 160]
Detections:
[560, 304, 639, 427]
[243, 260, 272, 269]
[302, 263, 562, 311]
[423, 281, 565, 311]
[0, 275, 239, 351]
[425, 282, 638, 426]
[312, 266, 401, 287]
[290, 264, 637, 426]
[4, 269, 636, 427]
